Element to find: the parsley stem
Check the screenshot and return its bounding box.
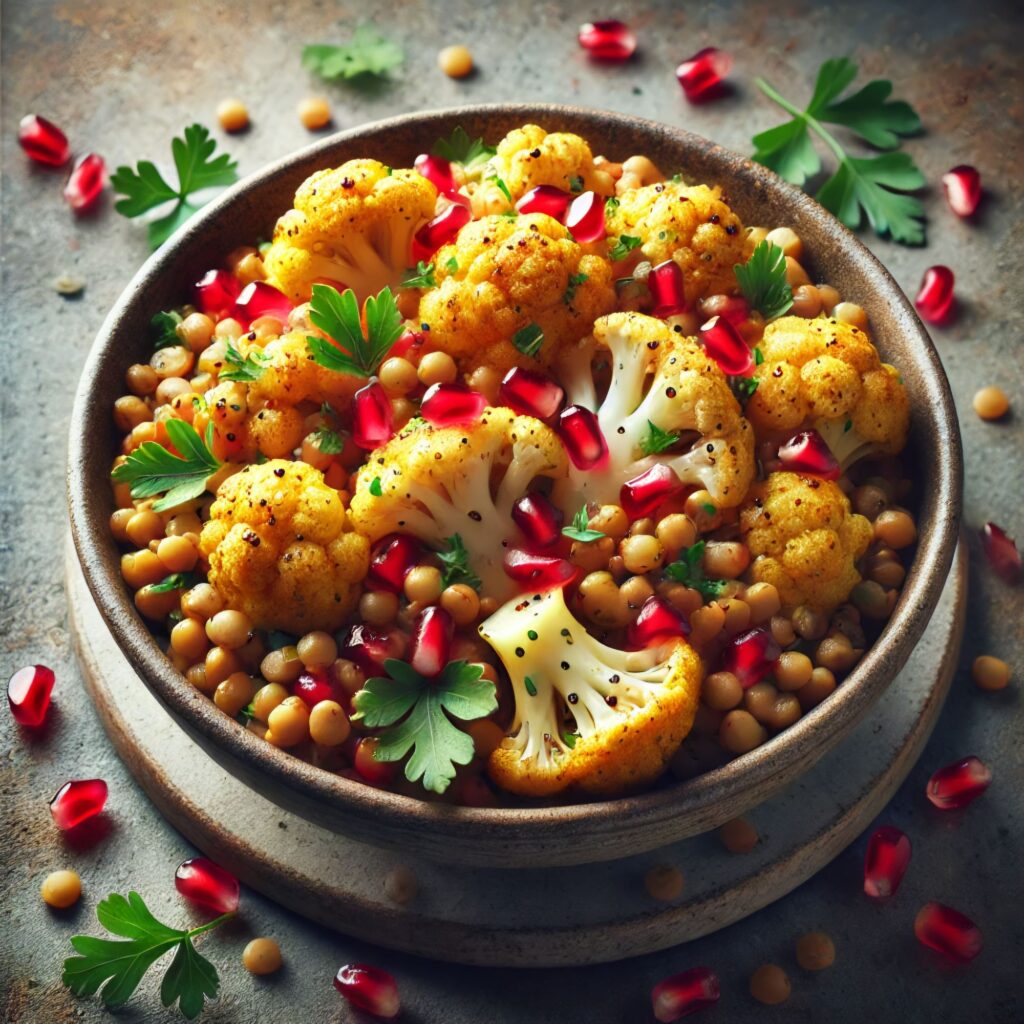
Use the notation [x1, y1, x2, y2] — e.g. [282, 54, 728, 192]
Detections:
[186, 911, 236, 939]
[754, 77, 848, 166]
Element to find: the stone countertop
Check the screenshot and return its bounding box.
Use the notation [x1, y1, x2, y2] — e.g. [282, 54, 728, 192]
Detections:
[1, 0, 1021, 1021]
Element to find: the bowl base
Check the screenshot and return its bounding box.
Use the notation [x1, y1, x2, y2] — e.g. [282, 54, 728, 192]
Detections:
[66, 540, 965, 967]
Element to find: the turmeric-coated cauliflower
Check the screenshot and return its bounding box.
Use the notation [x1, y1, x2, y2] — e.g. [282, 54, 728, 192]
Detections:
[418, 213, 616, 373]
[245, 330, 362, 411]
[263, 159, 437, 303]
[199, 460, 369, 633]
[740, 471, 873, 613]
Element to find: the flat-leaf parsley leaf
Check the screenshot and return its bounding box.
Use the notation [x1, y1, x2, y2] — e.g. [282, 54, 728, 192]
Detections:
[438, 534, 481, 590]
[302, 25, 403, 82]
[219, 340, 271, 382]
[640, 421, 680, 456]
[306, 284, 403, 377]
[734, 240, 793, 320]
[431, 127, 496, 172]
[151, 310, 183, 349]
[512, 323, 544, 358]
[664, 541, 726, 599]
[402, 260, 436, 288]
[608, 234, 642, 261]
[562, 505, 605, 543]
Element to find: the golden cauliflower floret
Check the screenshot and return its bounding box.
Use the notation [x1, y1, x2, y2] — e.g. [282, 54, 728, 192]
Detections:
[606, 182, 750, 302]
[263, 159, 437, 303]
[199, 460, 369, 633]
[740, 471, 873, 613]
[246, 330, 363, 411]
[418, 213, 616, 373]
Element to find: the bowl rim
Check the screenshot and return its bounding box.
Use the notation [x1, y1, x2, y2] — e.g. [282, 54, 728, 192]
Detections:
[68, 102, 962, 849]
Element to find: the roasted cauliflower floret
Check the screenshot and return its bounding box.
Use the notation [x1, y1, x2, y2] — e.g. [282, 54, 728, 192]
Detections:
[199, 460, 369, 633]
[746, 316, 910, 470]
[348, 408, 567, 601]
[479, 587, 702, 797]
[263, 159, 437, 303]
[244, 330, 363, 411]
[606, 181, 750, 303]
[740, 471, 873, 613]
[418, 213, 616, 373]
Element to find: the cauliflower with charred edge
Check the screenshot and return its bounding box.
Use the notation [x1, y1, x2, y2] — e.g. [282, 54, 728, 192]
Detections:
[605, 181, 750, 303]
[348, 408, 567, 601]
[557, 312, 755, 509]
[200, 460, 369, 633]
[740, 471, 873, 613]
[479, 587, 702, 797]
[263, 159, 437, 303]
[418, 213, 616, 373]
[746, 316, 910, 469]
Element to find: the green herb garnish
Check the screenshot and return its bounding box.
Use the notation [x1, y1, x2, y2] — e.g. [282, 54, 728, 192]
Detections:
[562, 731, 579, 748]
[734, 240, 793, 320]
[445, 256, 459, 273]
[437, 534, 481, 590]
[524, 676, 538, 697]
[369, 476, 383, 497]
[754, 347, 764, 365]
[568, 175, 585, 193]
[314, 425, 344, 454]
[608, 234, 643, 262]
[402, 260, 436, 289]
[702, 502, 717, 517]
[306, 284, 403, 377]
[302, 25, 403, 82]
[562, 505, 605, 543]
[664, 541, 726, 599]
[149, 572, 205, 594]
[219, 339, 270, 382]
[731, 375, 760, 401]
[431, 127, 496, 171]
[640, 420, 680, 456]
[564, 272, 589, 304]
[487, 174, 513, 205]
[512, 323, 544, 358]
[237, 702, 256, 724]
[605, 196, 620, 213]
[151, 310, 183, 349]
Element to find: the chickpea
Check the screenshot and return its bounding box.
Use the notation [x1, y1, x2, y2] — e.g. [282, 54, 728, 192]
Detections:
[719, 709, 767, 753]
[121, 549, 166, 589]
[417, 351, 458, 386]
[41, 869, 82, 909]
[309, 700, 351, 746]
[627, 517, 655, 537]
[589, 504, 630, 540]
[622, 154, 664, 186]
[109, 507, 134, 543]
[768, 693, 802, 729]
[853, 483, 889, 520]
[216, 97, 249, 133]
[684, 490, 720, 531]
[466, 365, 502, 404]
[766, 226, 803, 260]
[267, 695, 310, 747]
[718, 817, 758, 853]
[744, 682, 778, 724]
[297, 96, 331, 130]
[333, 659, 365, 697]
[704, 671, 743, 711]
[114, 395, 153, 433]
[378, 357, 419, 397]
[252, 682, 289, 722]
[150, 345, 195, 379]
[297, 631, 338, 670]
[690, 602, 726, 645]
[746, 226, 769, 246]
[798, 667, 836, 709]
[384, 865, 418, 905]
[404, 565, 443, 605]
[206, 609, 253, 650]
[176, 312, 215, 353]
[816, 283, 841, 313]
[750, 964, 791, 1005]
[166, 515, 202, 544]
[874, 510, 916, 549]
[242, 937, 282, 975]
[213, 320, 243, 343]
[215, 671, 255, 716]
[238, 256, 269, 289]
[973, 386, 1010, 421]
[467, 718, 505, 758]
[867, 549, 906, 588]
[360, 590, 399, 627]
[744, 582, 781, 625]
[784, 256, 811, 288]
[578, 571, 629, 627]
[815, 634, 860, 673]
[643, 864, 684, 902]
[260, 646, 304, 686]
[205, 646, 242, 688]
[721, 598, 751, 635]
[182, 582, 223, 621]
[126, 363, 159, 396]
[479, 596, 499, 617]
[156, 535, 197, 574]
[125, 509, 163, 548]
[773, 651, 812, 691]
[655, 513, 697, 555]
[792, 605, 828, 641]
[769, 614, 796, 647]
[662, 582, 703, 618]
[440, 584, 481, 626]
[155, 377, 192, 407]
[972, 655, 1011, 692]
[790, 283, 822, 318]
[571, 536, 615, 572]
[171, 618, 210, 663]
[620, 534, 665, 574]
[438, 44, 474, 78]
[135, 585, 179, 620]
[620, 574, 655, 609]
[796, 931, 836, 971]
[833, 301, 868, 329]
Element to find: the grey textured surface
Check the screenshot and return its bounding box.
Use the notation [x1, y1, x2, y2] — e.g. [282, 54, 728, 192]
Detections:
[1, 0, 1022, 1021]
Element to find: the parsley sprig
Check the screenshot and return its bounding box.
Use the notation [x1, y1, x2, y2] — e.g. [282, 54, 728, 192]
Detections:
[302, 25, 403, 82]
[562, 506, 605, 543]
[152, 310, 183, 349]
[640, 421, 680, 456]
[352, 659, 497, 793]
[752, 58, 925, 244]
[431, 127, 496, 172]
[306, 284, 404, 377]
[512, 323, 545, 358]
[438, 534, 481, 591]
[564, 272, 588, 304]
[219, 340, 270, 382]
[150, 571, 205, 594]
[111, 125, 238, 249]
[402, 260, 437, 289]
[664, 541, 726, 599]
[734, 240, 793, 320]
[608, 234, 642, 261]
[61, 891, 232, 1019]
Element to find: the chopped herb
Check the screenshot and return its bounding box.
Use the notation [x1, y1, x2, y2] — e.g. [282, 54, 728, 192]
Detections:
[605, 196, 620, 213]
[151, 310, 183, 349]
[402, 260, 436, 289]
[369, 476, 383, 497]
[524, 676, 538, 697]
[237, 702, 256, 724]
[754, 347, 765, 365]
[568, 175, 585, 193]
[608, 234, 643, 261]
[562, 505, 605, 543]
[487, 174, 513, 205]
[301, 25, 403, 82]
[640, 420, 680, 456]
[734, 240, 793, 320]
[437, 534, 481, 590]
[191, 395, 208, 413]
[445, 256, 459, 273]
[731, 375, 760, 401]
[431, 127, 496, 171]
[664, 541, 727, 599]
[254, 451, 268, 465]
[671, 172, 684, 183]
[149, 571, 205, 594]
[498, 209, 519, 220]
[562, 731, 579, 748]
[564, 272, 589, 304]
[844, 419, 853, 432]
[512, 323, 544, 358]
[219, 339, 270, 382]
[702, 502, 717, 517]
[314, 425, 344, 454]
[306, 284, 403, 377]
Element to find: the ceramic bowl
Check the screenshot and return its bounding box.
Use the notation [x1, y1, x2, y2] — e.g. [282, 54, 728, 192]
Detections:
[68, 104, 962, 867]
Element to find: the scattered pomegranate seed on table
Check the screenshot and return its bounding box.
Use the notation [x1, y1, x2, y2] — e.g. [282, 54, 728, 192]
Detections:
[499, 366, 565, 420]
[914, 902, 983, 963]
[351, 380, 394, 449]
[419, 382, 488, 426]
[63, 153, 107, 214]
[979, 522, 1021, 583]
[563, 191, 606, 242]
[648, 260, 689, 317]
[557, 404, 608, 470]
[175, 857, 240, 914]
[578, 20, 637, 62]
[926, 756, 991, 810]
[515, 184, 572, 219]
[777, 429, 842, 480]
[49, 779, 108, 830]
[8, 664, 55, 727]
[18, 113, 70, 166]
[676, 48, 733, 103]
[651, 966, 720, 1021]
[914, 265, 956, 324]
[863, 825, 912, 900]
[511, 492, 564, 548]
[942, 165, 982, 217]
[334, 963, 400, 1019]
[699, 314, 754, 376]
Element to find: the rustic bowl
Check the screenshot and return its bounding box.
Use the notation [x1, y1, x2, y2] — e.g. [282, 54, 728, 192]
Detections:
[68, 103, 962, 868]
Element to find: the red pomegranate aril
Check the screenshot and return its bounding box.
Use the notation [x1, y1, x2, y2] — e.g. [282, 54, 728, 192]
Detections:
[414, 152, 457, 196]
[341, 624, 406, 672]
[353, 738, 400, 787]
[409, 606, 454, 678]
[8, 664, 55, 727]
[558, 405, 608, 470]
[504, 549, 578, 591]
[63, 153, 107, 214]
[863, 825, 912, 900]
[18, 114, 70, 166]
[926, 755, 991, 810]
[515, 184, 573, 219]
[676, 47, 733, 103]
[942, 165, 982, 218]
[512, 492, 565, 548]
[700, 314, 754, 376]
[777, 429, 841, 480]
[564, 191, 606, 244]
[194, 269, 241, 319]
[352, 380, 394, 450]
[175, 857, 240, 915]
[620, 463, 684, 519]
[652, 966, 721, 1022]
[723, 627, 781, 688]
[233, 281, 292, 325]
[629, 596, 690, 647]
[293, 670, 335, 709]
[49, 779, 108, 830]
[648, 260, 688, 318]
[979, 522, 1021, 583]
[391, 329, 425, 360]
[499, 367, 565, 420]
[367, 535, 420, 593]
[915, 265, 955, 324]
[334, 963, 400, 1019]
[578, 20, 637, 62]
[420, 382, 487, 426]
[701, 294, 750, 327]
[914, 902, 982, 963]
[411, 202, 471, 262]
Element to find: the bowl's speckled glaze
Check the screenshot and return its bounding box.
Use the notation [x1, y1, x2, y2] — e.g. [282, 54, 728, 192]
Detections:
[67, 104, 961, 868]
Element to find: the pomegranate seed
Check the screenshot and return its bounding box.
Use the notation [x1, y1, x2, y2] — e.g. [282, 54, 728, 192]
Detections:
[420, 382, 487, 426]
[334, 963, 400, 1019]
[503, 549, 578, 591]
[511, 492, 565, 548]
[515, 185, 573, 219]
[942, 165, 982, 218]
[411, 202, 471, 262]
[49, 779, 108, 830]
[175, 857, 240, 915]
[293, 670, 336, 709]
[979, 522, 1021, 583]
[926, 756, 992, 810]
[341, 624, 406, 672]
[652, 966, 721, 1022]
[353, 738, 400, 786]
[18, 114, 70, 166]
[409, 606, 454, 678]
[414, 152, 457, 196]
[676, 48, 733, 103]
[629, 596, 690, 647]
[914, 265, 956, 324]
[578, 20, 637, 62]
[564, 191, 607, 244]
[863, 825, 912, 900]
[194, 269, 241, 320]
[63, 153, 107, 214]
[648, 260, 689, 318]
[777, 429, 841, 480]
[391, 329, 425, 360]
[233, 281, 292, 325]
[499, 367, 565, 420]
[351, 380, 394, 450]
[558, 405, 608, 470]
[700, 315, 754, 376]
[723, 627, 781, 688]
[8, 664, 55, 727]
[366, 535, 420, 593]
[701, 294, 750, 327]
[620, 463, 684, 519]
[914, 902, 982, 963]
